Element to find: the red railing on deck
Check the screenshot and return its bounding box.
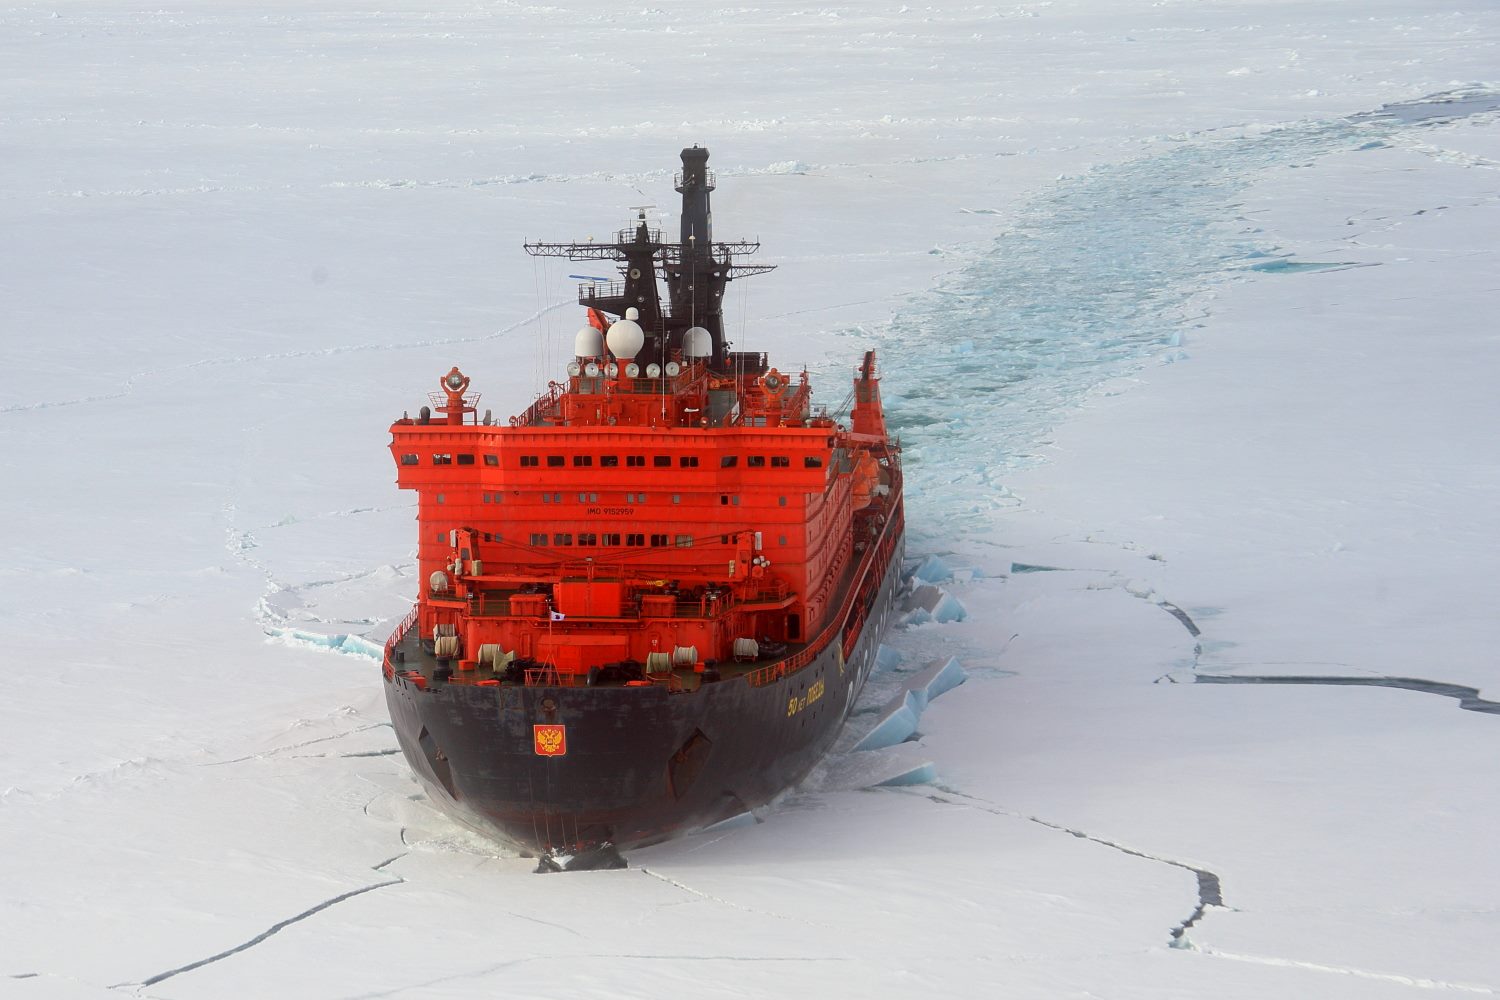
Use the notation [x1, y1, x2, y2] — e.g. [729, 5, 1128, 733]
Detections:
[382, 603, 420, 678]
[745, 465, 903, 688]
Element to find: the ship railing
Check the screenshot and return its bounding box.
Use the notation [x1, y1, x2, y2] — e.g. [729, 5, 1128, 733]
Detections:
[744, 463, 903, 688]
[614, 226, 663, 245]
[383, 603, 420, 676]
[524, 665, 563, 687]
[510, 382, 566, 427]
[579, 280, 626, 302]
[673, 169, 716, 190]
[474, 581, 786, 620]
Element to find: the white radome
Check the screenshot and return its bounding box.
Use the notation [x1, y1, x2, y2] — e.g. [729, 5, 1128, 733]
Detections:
[606, 306, 645, 359]
[574, 324, 604, 358]
[683, 325, 712, 358]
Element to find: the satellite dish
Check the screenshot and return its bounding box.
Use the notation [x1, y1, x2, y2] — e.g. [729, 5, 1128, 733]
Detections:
[584, 361, 600, 377]
[625, 362, 640, 377]
[646, 363, 661, 378]
[665, 361, 681, 377]
[606, 362, 619, 377]
[567, 361, 581, 377]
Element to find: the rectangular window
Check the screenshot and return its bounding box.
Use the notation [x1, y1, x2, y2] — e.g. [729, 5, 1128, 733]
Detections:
[679, 456, 699, 468]
[573, 455, 593, 467]
[720, 495, 729, 506]
[521, 455, 539, 467]
[600, 455, 619, 468]
[437, 530, 447, 542]
[529, 533, 549, 546]
[672, 494, 681, 504]
[653, 455, 671, 468]
[626, 533, 645, 546]
[804, 456, 823, 468]
[675, 535, 694, 548]
[400, 454, 418, 466]
[720, 455, 738, 468]
[542, 494, 551, 504]
[626, 455, 645, 467]
[554, 533, 573, 546]
[779, 535, 788, 546]
[432, 454, 452, 465]
[771, 456, 790, 468]
[457, 454, 476, 466]
[436, 493, 445, 504]
[546, 455, 565, 468]
[747, 455, 766, 468]
[578, 532, 598, 546]
[650, 533, 669, 547]
[482, 532, 491, 542]
[778, 496, 787, 507]
[603, 533, 622, 546]
[484, 454, 499, 466]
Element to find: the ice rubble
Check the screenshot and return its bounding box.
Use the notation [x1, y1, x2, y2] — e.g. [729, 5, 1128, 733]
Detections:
[853, 656, 969, 752]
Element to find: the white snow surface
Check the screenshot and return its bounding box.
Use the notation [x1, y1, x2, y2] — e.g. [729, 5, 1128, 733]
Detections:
[3, 1, 1499, 996]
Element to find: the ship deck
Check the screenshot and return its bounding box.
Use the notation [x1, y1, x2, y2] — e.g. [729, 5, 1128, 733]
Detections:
[389, 625, 807, 692]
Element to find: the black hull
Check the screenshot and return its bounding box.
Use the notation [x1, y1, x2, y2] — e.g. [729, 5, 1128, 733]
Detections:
[383, 535, 904, 854]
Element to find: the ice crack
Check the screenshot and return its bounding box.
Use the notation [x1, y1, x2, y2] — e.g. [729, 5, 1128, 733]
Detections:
[916, 785, 1225, 947]
[1194, 674, 1500, 716]
[116, 871, 404, 991]
[637, 867, 821, 925]
[1193, 944, 1499, 994]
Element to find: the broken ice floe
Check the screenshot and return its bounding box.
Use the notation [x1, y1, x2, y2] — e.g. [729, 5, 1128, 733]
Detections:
[853, 656, 968, 752]
[908, 553, 984, 585]
[265, 627, 383, 660]
[911, 553, 951, 584]
[813, 742, 940, 793]
[901, 583, 967, 626]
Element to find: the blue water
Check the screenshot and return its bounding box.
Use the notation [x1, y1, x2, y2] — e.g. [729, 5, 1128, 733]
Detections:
[861, 87, 1500, 539]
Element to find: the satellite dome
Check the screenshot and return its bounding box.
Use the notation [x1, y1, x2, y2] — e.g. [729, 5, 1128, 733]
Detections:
[574, 324, 603, 358]
[606, 310, 645, 359]
[682, 326, 712, 358]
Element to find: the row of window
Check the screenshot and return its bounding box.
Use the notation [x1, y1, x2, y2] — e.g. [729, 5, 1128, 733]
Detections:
[434, 529, 790, 548]
[473, 492, 790, 507]
[403, 452, 822, 469]
[528, 532, 688, 548]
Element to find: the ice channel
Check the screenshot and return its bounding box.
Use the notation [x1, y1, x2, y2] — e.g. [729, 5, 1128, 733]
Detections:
[861, 87, 1500, 541]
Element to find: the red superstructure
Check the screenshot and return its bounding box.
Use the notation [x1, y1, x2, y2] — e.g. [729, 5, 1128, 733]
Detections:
[381, 148, 904, 863]
[389, 349, 894, 683]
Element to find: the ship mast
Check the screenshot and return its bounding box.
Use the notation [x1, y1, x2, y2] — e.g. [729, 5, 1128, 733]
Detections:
[524, 146, 774, 369]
